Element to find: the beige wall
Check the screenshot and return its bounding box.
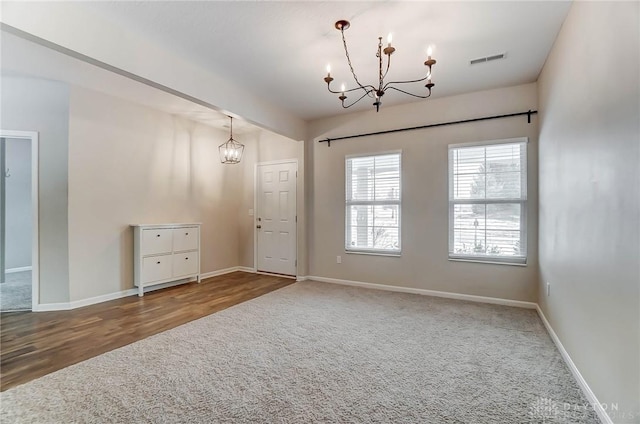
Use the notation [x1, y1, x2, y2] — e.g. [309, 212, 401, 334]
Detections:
[537, 2, 640, 421]
[307, 83, 539, 302]
[68, 86, 243, 301]
[238, 130, 305, 274]
[67, 86, 303, 301]
[0, 76, 71, 304]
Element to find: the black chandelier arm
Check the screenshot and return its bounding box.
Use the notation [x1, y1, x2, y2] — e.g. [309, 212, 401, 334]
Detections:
[382, 53, 391, 82]
[354, 86, 378, 99]
[385, 86, 433, 99]
[341, 89, 374, 108]
[326, 81, 377, 95]
[382, 73, 431, 91]
[377, 41, 384, 89]
[341, 28, 369, 91]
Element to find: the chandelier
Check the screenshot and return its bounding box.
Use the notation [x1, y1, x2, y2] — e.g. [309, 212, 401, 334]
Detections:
[324, 20, 436, 112]
[219, 116, 244, 164]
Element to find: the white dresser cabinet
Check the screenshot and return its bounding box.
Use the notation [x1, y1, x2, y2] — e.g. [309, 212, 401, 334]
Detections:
[132, 223, 201, 296]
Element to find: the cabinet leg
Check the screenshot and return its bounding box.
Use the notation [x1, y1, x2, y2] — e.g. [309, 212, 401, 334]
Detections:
[197, 275, 201, 283]
[138, 285, 144, 297]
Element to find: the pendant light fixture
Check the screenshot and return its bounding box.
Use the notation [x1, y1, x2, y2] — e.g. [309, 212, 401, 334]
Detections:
[219, 116, 244, 164]
[324, 20, 436, 112]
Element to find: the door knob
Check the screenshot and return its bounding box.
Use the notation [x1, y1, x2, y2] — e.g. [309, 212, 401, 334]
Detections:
[256, 225, 262, 229]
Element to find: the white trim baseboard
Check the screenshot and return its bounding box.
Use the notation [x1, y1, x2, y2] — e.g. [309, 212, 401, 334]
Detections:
[296, 275, 309, 282]
[5, 266, 32, 274]
[200, 266, 255, 280]
[536, 305, 612, 424]
[32, 302, 73, 312]
[70, 289, 139, 309]
[33, 288, 138, 312]
[34, 267, 257, 312]
[237, 266, 256, 273]
[200, 266, 243, 279]
[256, 271, 296, 280]
[306, 275, 537, 309]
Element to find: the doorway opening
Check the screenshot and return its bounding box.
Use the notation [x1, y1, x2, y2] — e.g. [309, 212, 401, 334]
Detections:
[0, 130, 39, 312]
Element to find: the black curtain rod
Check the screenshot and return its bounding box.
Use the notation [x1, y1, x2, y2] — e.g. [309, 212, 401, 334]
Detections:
[319, 110, 538, 146]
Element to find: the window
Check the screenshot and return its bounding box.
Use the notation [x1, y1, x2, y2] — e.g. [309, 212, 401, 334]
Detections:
[448, 138, 527, 264]
[346, 152, 401, 255]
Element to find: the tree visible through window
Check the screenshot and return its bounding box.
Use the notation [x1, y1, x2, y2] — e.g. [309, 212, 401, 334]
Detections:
[448, 139, 527, 264]
[346, 153, 401, 254]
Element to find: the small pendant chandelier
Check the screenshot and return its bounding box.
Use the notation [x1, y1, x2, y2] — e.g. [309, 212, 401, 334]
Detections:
[218, 116, 244, 164]
[324, 20, 436, 112]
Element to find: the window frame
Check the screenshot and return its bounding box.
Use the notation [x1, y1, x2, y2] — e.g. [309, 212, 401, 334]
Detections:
[447, 137, 528, 265]
[345, 150, 402, 256]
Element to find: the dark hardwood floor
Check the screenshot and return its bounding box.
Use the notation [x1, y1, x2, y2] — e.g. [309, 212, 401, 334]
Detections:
[0, 272, 294, 391]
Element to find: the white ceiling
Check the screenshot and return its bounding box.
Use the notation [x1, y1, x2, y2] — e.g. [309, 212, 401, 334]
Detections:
[76, 1, 572, 120]
[1, 30, 259, 134]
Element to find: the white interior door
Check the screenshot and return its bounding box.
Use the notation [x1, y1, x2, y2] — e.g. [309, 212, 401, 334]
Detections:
[256, 161, 297, 276]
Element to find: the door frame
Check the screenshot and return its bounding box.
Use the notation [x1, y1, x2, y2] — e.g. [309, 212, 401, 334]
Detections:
[0, 130, 39, 310]
[253, 159, 298, 278]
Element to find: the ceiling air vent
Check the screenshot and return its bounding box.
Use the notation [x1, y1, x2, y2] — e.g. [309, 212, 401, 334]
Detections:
[470, 53, 506, 65]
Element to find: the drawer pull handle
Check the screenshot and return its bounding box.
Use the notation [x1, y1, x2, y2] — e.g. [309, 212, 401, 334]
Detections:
[156, 261, 161, 264]
[185, 257, 189, 260]
[156, 234, 160, 237]
[185, 232, 189, 235]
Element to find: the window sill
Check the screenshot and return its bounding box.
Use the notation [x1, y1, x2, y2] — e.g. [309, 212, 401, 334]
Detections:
[346, 250, 401, 258]
[448, 256, 527, 267]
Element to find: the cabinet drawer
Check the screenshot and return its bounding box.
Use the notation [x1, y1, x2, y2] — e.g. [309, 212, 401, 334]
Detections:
[141, 229, 173, 256]
[172, 227, 199, 252]
[141, 254, 173, 283]
[172, 251, 199, 278]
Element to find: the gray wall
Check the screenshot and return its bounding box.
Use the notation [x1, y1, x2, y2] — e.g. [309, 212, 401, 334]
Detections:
[0, 76, 70, 304]
[4, 137, 32, 269]
[537, 2, 639, 421]
[307, 83, 539, 302]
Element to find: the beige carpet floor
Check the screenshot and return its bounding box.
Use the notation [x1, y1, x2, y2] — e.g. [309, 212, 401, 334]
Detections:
[0, 271, 31, 311]
[1, 281, 599, 423]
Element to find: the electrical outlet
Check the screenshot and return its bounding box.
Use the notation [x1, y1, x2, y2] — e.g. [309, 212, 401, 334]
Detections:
[337, 255, 342, 264]
[546, 282, 550, 296]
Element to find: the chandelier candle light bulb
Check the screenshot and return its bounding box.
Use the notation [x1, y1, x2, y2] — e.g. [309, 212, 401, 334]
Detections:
[339, 82, 347, 103]
[324, 19, 437, 112]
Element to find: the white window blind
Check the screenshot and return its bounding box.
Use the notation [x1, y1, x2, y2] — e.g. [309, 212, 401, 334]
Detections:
[448, 139, 527, 264]
[346, 152, 401, 254]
